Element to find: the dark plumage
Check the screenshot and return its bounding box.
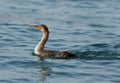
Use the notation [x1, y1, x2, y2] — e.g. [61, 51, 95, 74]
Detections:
[30, 24, 75, 59]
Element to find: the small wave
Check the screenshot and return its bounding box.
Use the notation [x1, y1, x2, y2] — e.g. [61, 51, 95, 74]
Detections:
[0, 80, 14, 83]
[90, 43, 110, 48]
[70, 43, 120, 60]
[89, 23, 116, 28]
[0, 22, 28, 26]
[114, 44, 120, 49]
[3, 60, 40, 68]
[71, 50, 120, 60]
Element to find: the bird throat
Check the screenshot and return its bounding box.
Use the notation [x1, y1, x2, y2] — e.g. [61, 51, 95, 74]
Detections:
[34, 31, 49, 52]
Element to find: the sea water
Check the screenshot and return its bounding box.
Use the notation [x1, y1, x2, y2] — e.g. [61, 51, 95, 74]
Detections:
[0, 0, 120, 83]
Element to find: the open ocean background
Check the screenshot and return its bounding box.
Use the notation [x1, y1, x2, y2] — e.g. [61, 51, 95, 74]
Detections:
[0, 0, 120, 83]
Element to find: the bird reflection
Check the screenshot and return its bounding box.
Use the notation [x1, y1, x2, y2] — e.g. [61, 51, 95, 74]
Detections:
[40, 66, 51, 82]
[37, 57, 52, 83]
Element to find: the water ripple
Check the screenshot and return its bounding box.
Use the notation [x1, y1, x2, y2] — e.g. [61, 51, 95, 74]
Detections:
[0, 0, 120, 83]
[0, 22, 28, 26]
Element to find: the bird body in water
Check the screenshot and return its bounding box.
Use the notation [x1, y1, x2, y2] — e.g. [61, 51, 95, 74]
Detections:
[30, 24, 75, 59]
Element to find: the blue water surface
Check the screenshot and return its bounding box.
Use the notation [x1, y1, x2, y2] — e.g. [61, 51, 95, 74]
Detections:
[0, 0, 120, 83]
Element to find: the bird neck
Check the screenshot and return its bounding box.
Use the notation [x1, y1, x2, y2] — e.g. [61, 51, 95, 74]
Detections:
[35, 30, 49, 52]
